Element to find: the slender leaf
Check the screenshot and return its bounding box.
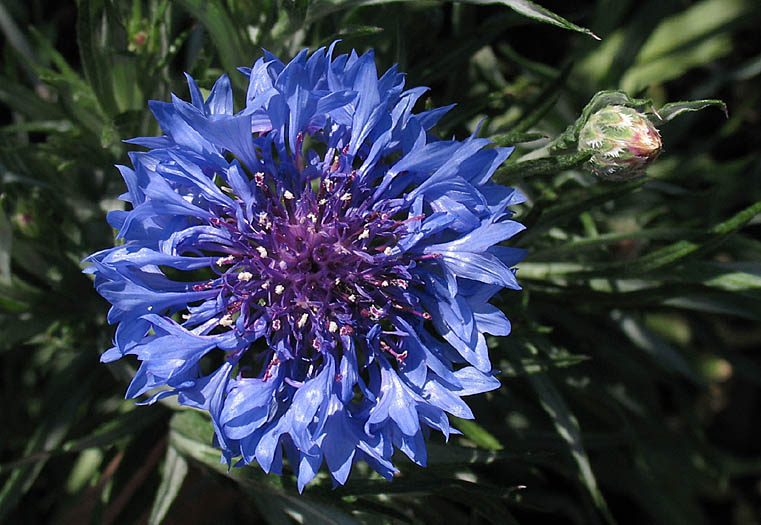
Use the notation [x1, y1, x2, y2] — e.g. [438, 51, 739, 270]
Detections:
[0, 355, 95, 521]
[620, 197, 761, 275]
[426, 443, 538, 466]
[177, 0, 250, 82]
[62, 407, 166, 453]
[656, 99, 728, 122]
[451, 418, 504, 450]
[491, 131, 548, 146]
[615, 313, 702, 383]
[0, 206, 11, 286]
[168, 411, 359, 524]
[620, 0, 751, 92]
[76, 0, 117, 118]
[464, 0, 599, 39]
[305, 0, 598, 40]
[527, 373, 616, 525]
[148, 445, 188, 525]
[493, 150, 592, 183]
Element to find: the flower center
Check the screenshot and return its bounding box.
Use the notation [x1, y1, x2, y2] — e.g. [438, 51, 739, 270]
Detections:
[195, 170, 427, 367]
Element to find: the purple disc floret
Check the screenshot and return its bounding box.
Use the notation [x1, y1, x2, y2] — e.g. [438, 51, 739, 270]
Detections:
[85, 42, 526, 490]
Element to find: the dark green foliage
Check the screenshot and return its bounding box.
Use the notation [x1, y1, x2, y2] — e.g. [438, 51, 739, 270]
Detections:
[2, 0, 760, 523]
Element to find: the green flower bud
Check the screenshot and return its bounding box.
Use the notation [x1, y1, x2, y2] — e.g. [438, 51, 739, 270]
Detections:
[579, 105, 662, 181]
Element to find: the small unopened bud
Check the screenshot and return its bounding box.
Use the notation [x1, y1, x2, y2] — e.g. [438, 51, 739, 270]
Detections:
[579, 105, 662, 181]
[133, 31, 147, 48]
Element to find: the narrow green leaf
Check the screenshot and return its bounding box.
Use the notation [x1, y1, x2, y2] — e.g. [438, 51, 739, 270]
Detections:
[250, 493, 299, 525]
[426, 443, 535, 466]
[493, 151, 592, 184]
[0, 356, 95, 521]
[440, 482, 522, 524]
[451, 418, 504, 450]
[0, 3, 37, 65]
[316, 25, 385, 48]
[501, 92, 559, 137]
[663, 294, 761, 320]
[528, 227, 700, 260]
[620, 0, 751, 92]
[168, 411, 218, 464]
[1, 406, 165, 472]
[527, 373, 616, 525]
[168, 411, 289, 488]
[0, 121, 73, 134]
[464, 0, 599, 39]
[100, 121, 120, 149]
[701, 263, 761, 291]
[0, 80, 65, 121]
[516, 178, 648, 247]
[29, 26, 87, 86]
[254, 492, 360, 525]
[490, 131, 548, 146]
[65, 449, 104, 494]
[524, 196, 761, 276]
[500, 353, 591, 375]
[0, 205, 12, 286]
[498, 42, 560, 80]
[76, 0, 118, 118]
[177, 0, 250, 84]
[62, 407, 166, 453]
[495, 61, 570, 143]
[148, 445, 188, 525]
[621, 197, 761, 275]
[170, 423, 361, 524]
[168, 412, 367, 524]
[621, 38, 732, 93]
[616, 314, 702, 383]
[656, 99, 728, 122]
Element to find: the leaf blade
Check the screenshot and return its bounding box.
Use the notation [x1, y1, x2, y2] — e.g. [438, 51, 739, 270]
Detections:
[148, 445, 188, 525]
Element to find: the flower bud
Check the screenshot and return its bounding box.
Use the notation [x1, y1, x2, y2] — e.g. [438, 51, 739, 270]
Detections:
[579, 105, 662, 180]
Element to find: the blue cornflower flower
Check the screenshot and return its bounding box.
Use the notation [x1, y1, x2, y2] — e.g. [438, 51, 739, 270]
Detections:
[86, 43, 526, 490]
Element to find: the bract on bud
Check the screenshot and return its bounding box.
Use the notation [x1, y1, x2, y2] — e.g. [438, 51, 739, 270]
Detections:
[579, 105, 662, 180]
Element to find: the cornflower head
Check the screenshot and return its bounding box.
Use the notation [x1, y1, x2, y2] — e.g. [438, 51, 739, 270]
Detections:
[85, 43, 526, 490]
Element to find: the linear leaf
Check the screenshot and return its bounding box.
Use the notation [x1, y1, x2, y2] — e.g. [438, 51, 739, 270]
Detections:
[76, 0, 117, 118]
[493, 151, 592, 184]
[148, 445, 188, 525]
[516, 179, 648, 245]
[1, 407, 164, 472]
[495, 61, 570, 141]
[527, 373, 616, 525]
[656, 99, 728, 122]
[490, 131, 548, 146]
[528, 227, 700, 260]
[177, 0, 250, 83]
[168, 411, 359, 523]
[522, 197, 761, 278]
[62, 407, 166, 453]
[426, 443, 536, 465]
[616, 314, 702, 383]
[621, 197, 761, 275]
[619, 0, 750, 92]
[305, 0, 597, 39]
[451, 418, 504, 450]
[0, 355, 95, 520]
[0, 206, 11, 286]
[464, 0, 599, 39]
